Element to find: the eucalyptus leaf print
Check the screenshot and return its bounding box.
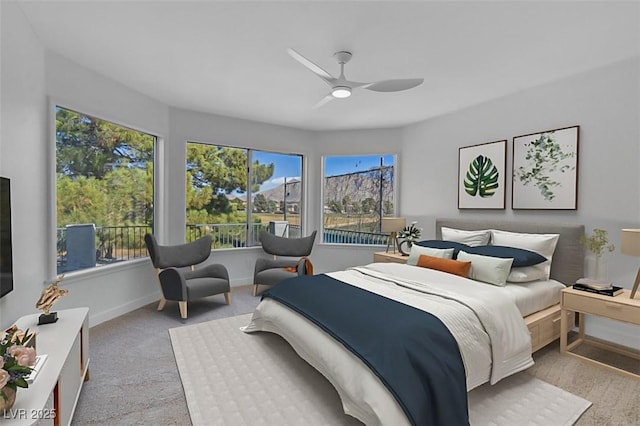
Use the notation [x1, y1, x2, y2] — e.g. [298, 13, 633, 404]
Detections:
[464, 155, 499, 198]
[514, 131, 576, 201]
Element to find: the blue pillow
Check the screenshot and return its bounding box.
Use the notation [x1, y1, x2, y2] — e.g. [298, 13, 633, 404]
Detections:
[414, 240, 471, 258]
[464, 245, 547, 267]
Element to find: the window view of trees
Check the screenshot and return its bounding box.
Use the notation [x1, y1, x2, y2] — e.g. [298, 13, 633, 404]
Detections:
[186, 143, 303, 247]
[56, 106, 155, 274]
[323, 155, 395, 244]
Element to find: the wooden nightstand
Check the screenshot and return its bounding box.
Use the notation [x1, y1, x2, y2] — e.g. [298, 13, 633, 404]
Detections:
[373, 251, 408, 264]
[560, 287, 640, 379]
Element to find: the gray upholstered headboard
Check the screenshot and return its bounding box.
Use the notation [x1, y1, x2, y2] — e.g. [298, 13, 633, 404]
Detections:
[435, 218, 585, 286]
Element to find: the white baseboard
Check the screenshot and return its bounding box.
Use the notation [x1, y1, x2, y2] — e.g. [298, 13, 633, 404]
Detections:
[89, 277, 253, 327]
[89, 292, 160, 327]
[230, 276, 253, 287]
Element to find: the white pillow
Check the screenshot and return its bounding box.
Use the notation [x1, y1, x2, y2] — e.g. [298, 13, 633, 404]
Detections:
[407, 245, 454, 266]
[457, 250, 513, 287]
[490, 230, 559, 280]
[507, 266, 547, 283]
[441, 227, 491, 247]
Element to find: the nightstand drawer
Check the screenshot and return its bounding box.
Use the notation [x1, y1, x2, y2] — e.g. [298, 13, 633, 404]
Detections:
[563, 292, 639, 325]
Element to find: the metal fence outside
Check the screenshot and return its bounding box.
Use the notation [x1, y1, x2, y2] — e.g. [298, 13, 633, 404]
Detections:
[57, 225, 152, 274]
[57, 223, 386, 274]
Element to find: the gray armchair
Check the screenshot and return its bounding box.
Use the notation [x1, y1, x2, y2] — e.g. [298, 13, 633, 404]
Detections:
[144, 233, 230, 319]
[253, 230, 317, 296]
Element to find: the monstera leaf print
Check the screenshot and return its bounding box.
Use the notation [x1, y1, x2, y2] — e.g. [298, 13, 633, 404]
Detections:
[464, 155, 499, 198]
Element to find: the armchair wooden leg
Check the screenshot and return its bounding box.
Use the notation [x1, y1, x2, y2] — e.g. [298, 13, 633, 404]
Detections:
[157, 297, 167, 311]
[253, 284, 259, 297]
[179, 301, 188, 319]
[224, 292, 231, 305]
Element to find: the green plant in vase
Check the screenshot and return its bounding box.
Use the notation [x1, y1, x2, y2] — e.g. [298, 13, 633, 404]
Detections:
[580, 228, 615, 281]
[398, 221, 422, 255]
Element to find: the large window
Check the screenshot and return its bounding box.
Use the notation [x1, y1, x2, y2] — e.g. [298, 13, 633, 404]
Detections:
[323, 154, 395, 244]
[55, 106, 155, 274]
[186, 142, 303, 247]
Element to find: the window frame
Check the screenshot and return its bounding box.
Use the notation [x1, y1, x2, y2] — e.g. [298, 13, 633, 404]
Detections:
[51, 100, 161, 278]
[320, 153, 398, 246]
[185, 141, 305, 249]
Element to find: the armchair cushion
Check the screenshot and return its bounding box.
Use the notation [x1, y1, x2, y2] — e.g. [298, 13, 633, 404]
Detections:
[255, 258, 300, 275]
[184, 276, 230, 300]
[255, 268, 298, 288]
[188, 263, 230, 281]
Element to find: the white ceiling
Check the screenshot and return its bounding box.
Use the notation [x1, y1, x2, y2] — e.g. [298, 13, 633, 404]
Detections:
[16, 0, 640, 131]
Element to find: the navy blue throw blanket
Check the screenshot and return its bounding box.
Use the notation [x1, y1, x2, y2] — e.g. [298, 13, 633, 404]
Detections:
[263, 274, 469, 426]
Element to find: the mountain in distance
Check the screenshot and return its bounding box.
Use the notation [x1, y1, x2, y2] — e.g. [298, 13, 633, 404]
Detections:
[257, 179, 302, 202]
[255, 167, 393, 205]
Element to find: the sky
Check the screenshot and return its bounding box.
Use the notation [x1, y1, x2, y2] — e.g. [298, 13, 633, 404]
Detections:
[254, 153, 395, 192]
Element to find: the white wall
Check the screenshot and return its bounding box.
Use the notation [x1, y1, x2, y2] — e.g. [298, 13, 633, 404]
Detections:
[401, 57, 640, 348]
[0, 1, 48, 328]
[45, 53, 173, 326]
[0, 2, 173, 328]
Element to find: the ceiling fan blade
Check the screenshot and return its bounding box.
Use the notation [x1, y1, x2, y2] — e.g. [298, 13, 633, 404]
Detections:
[287, 48, 334, 83]
[362, 78, 424, 93]
[313, 94, 334, 109]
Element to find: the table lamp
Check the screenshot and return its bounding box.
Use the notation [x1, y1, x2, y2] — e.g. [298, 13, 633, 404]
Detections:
[381, 217, 406, 253]
[621, 228, 640, 298]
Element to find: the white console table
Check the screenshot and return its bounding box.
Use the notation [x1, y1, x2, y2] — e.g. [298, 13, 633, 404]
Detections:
[3, 308, 89, 426]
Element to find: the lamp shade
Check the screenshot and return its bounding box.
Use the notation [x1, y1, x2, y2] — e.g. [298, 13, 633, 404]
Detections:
[381, 217, 406, 233]
[621, 229, 640, 256]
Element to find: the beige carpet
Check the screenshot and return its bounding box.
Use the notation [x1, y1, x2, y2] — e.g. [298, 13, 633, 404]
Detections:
[170, 314, 592, 426]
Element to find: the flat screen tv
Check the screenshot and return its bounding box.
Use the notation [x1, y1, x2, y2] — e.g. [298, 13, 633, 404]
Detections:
[0, 176, 14, 298]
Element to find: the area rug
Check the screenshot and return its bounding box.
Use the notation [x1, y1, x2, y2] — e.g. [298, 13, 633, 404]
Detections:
[170, 314, 591, 426]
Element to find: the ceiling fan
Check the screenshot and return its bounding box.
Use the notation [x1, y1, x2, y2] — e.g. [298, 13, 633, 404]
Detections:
[287, 48, 424, 108]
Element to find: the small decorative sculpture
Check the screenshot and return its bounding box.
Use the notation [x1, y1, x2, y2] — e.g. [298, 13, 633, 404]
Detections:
[35, 274, 68, 325]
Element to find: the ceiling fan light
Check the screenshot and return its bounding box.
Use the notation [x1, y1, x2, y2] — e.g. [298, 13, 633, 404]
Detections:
[331, 86, 351, 98]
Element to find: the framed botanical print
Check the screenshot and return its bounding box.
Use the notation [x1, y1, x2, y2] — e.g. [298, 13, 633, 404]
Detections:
[458, 140, 506, 209]
[512, 125, 579, 210]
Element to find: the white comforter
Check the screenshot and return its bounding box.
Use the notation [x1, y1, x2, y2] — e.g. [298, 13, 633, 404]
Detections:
[243, 263, 533, 426]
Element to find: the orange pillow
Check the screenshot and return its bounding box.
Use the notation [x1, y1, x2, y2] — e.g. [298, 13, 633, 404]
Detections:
[417, 254, 471, 278]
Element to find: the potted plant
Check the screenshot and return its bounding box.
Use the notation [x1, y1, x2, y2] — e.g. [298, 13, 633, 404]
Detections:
[398, 221, 422, 255]
[580, 228, 615, 281]
[0, 327, 36, 412]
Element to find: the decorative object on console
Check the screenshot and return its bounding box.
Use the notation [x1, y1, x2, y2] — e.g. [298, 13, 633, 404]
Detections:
[620, 228, 640, 298]
[0, 327, 36, 412]
[512, 125, 579, 210]
[397, 221, 422, 256]
[580, 228, 615, 281]
[35, 274, 68, 325]
[458, 140, 506, 209]
[381, 217, 406, 254]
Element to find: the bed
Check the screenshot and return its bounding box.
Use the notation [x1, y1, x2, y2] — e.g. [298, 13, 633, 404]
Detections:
[434, 219, 584, 353]
[243, 219, 584, 426]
